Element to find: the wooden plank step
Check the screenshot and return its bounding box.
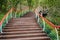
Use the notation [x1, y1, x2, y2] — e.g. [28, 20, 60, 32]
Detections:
[4, 27, 41, 29]
[6, 24, 38, 26]
[6, 25, 39, 27]
[3, 28, 41, 30]
[7, 23, 38, 26]
[11, 19, 36, 21]
[13, 18, 34, 19]
[3, 29, 43, 32]
[17, 37, 50, 40]
[3, 29, 42, 32]
[8, 21, 36, 24]
[0, 37, 50, 40]
[4, 26, 39, 29]
[4, 27, 42, 30]
[7, 23, 37, 25]
[0, 32, 45, 35]
[0, 33, 47, 38]
[12, 19, 35, 21]
[3, 30, 43, 32]
[9, 21, 36, 23]
[0, 31, 45, 35]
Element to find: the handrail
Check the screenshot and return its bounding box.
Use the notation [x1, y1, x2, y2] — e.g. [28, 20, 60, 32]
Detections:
[39, 14, 60, 29]
[39, 14, 56, 28]
[34, 7, 60, 29]
[56, 26, 60, 28]
[0, 6, 29, 33]
[0, 7, 14, 25]
[34, 7, 60, 40]
[0, 7, 15, 33]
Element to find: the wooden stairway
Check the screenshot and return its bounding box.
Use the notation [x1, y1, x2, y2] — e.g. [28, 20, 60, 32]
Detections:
[0, 12, 50, 40]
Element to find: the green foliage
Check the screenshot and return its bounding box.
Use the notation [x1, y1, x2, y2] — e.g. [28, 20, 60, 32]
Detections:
[0, 13, 5, 20]
[0, 0, 60, 25]
[27, 0, 32, 10]
[40, 0, 60, 25]
[0, 0, 7, 11]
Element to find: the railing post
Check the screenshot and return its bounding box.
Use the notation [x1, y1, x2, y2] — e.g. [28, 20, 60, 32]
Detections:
[37, 15, 39, 23]
[36, 13, 37, 18]
[42, 18, 45, 31]
[55, 28, 59, 40]
[10, 11, 12, 18]
[11, 9, 12, 18]
[6, 16, 8, 24]
[0, 24, 3, 33]
[15, 12, 17, 18]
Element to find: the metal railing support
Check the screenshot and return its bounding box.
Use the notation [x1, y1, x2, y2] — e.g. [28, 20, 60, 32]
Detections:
[6, 16, 8, 24]
[36, 13, 37, 18]
[10, 12, 12, 18]
[55, 28, 59, 40]
[42, 18, 45, 31]
[37, 15, 39, 23]
[10, 9, 12, 18]
[15, 12, 17, 18]
[0, 24, 3, 33]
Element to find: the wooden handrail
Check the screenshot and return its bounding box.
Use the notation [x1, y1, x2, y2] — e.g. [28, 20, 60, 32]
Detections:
[39, 14, 55, 28]
[0, 7, 14, 25]
[39, 13, 60, 29]
[0, 6, 29, 25]
[34, 7, 60, 29]
[56, 26, 60, 28]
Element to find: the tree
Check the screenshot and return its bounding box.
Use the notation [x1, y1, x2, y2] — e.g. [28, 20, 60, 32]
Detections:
[0, 0, 7, 12]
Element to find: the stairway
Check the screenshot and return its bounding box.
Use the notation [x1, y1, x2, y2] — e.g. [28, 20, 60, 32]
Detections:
[0, 12, 50, 40]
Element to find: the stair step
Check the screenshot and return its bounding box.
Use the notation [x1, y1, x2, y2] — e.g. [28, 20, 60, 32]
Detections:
[4, 28, 42, 30]
[18, 37, 50, 40]
[3, 30, 44, 33]
[0, 31, 45, 35]
[4, 26, 40, 29]
[8, 22, 38, 24]
[7, 23, 37, 25]
[4, 26, 38, 29]
[10, 18, 36, 21]
[0, 37, 50, 40]
[7, 23, 38, 26]
[4, 27, 41, 29]
[0, 33, 47, 38]
[11, 19, 36, 21]
[3, 28, 42, 31]
[3, 29, 43, 32]
[6, 24, 38, 26]
[0, 32, 45, 35]
[12, 18, 35, 19]
[9, 21, 35, 23]
[6, 25, 39, 27]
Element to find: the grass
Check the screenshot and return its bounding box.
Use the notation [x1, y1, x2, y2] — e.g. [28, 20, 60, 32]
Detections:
[46, 16, 60, 40]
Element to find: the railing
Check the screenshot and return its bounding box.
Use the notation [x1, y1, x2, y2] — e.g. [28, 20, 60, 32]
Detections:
[0, 7, 14, 33]
[0, 7, 29, 33]
[34, 7, 60, 40]
[14, 7, 29, 18]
